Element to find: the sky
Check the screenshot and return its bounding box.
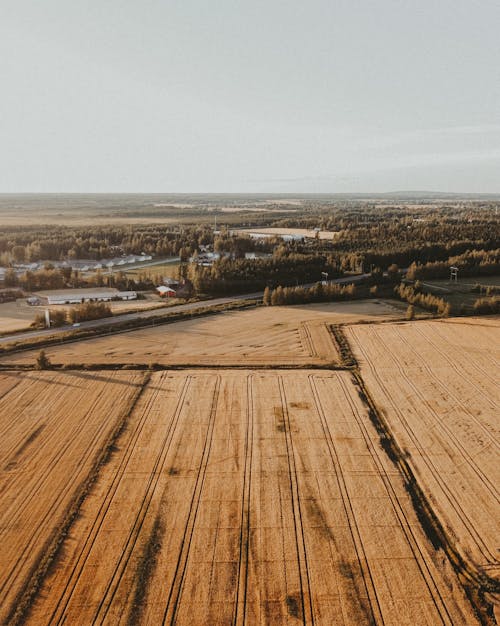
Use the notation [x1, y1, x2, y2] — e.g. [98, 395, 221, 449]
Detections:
[1, 0, 499, 193]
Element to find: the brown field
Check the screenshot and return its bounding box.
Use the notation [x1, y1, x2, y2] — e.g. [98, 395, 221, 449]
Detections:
[2, 370, 478, 625]
[0, 370, 146, 625]
[346, 317, 500, 583]
[0, 300, 403, 367]
[0, 305, 497, 624]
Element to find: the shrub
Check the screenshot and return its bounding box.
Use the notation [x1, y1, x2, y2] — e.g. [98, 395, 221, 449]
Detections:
[35, 350, 52, 370]
[67, 302, 112, 323]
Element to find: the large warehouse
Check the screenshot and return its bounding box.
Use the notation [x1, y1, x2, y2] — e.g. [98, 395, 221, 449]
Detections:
[33, 288, 137, 305]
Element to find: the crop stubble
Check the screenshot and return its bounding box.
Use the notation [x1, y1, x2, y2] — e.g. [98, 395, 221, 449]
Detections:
[0, 301, 402, 367]
[346, 318, 499, 585]
[20, 370, 478, 625]
[0, 371, 145, 625]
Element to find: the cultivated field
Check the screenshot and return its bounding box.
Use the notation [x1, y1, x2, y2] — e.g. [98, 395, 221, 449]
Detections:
[0, 370, 146, 625]
[12, 370, 478, 625]
[0, 300, 403, 367]
[346, 318, 500, 584]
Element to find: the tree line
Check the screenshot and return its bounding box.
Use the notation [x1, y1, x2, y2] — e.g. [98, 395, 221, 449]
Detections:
[32, 302, 112, 328]
[262, 282, 358, 306]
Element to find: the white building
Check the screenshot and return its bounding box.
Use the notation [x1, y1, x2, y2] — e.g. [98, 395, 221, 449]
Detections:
[34, 288, 137, 305]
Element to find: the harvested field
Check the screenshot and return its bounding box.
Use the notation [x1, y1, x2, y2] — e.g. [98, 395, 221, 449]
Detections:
[0, 300, 402, 367]
[0, 301, 41, 334]
[16, 370, 478, 625]
[346, 317, 500, 585]
[0, 370, 146, 625]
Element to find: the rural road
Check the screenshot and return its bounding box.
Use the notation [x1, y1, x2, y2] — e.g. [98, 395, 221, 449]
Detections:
[0, 273, 370, 345]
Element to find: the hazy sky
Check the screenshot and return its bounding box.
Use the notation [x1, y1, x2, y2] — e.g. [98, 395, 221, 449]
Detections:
[1, 0, 499, 193]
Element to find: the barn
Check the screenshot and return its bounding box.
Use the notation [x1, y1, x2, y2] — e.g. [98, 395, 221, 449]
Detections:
[34, 288, 137, 305]
[156, 286, 176, 298]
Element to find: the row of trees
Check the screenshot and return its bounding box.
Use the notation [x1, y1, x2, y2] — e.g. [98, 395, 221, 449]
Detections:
[472, 297, 500, 314]
[394, 284, 451, 316]
[406, 249, 500, 281]
[263, 282, 358, 306]
[32, 302, 112, 328]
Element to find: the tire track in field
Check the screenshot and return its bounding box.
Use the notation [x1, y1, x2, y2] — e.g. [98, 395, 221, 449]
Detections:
[420, 321, 499, 392]
[93, 374, 194, 625]
[0, 374, 69, 460]
[352, 329, 497, 566]
[5, 372, 148, 626]
[376, 325, 499, 511]
[41, 372, 170, 625]
[233, 374, 254, 626]
[0, 376, 97, 507]
[0, 373, 24, 407]
[0, 375, 124, 606]
[299, 322, 317, 359]
[335, 373, 455, 625]
[161, 375, 221, 625]
[308, 374, 384, 626]
[390, 325, 499, 496]
[397, 322, 499, 419]
[356, 329, 496, 565]
[278, 375, 314, 625]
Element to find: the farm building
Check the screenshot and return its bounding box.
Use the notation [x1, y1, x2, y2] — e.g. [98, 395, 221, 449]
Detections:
[156, 286, 176, 297]
[33, 288, 137, 305]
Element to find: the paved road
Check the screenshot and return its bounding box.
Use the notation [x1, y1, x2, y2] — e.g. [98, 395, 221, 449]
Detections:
[0, 274, 370, 346]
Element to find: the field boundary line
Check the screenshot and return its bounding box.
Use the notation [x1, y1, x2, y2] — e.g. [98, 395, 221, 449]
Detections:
[39, 371, 158, 625]
[364, 325, 497, 563]
[336, 373, 455, 625]
[298, 322, 317, 358]
[347, 361, 499, 623]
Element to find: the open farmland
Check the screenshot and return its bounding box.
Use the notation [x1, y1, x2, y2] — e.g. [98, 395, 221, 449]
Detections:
[9, 370, 478, 625]
[346, 318, 500, 588]
[0, 370, 146, 625]
[0, 304, 497, 625]
[0, 300, 403, 367]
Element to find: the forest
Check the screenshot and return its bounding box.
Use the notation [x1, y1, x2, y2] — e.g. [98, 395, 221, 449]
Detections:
[1, 202, 498, 296]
